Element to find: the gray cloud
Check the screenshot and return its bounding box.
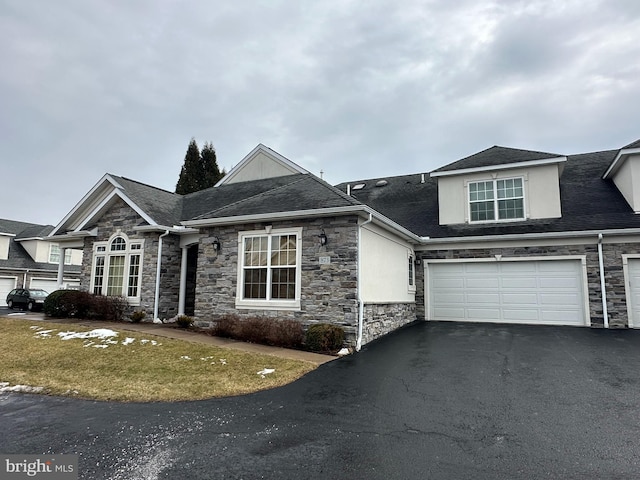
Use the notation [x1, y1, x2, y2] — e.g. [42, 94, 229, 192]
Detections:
[1, 0, 639, 224]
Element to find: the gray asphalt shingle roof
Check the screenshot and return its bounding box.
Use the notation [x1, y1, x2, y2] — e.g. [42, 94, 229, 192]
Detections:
[432, 145, 563, 173]
[337, 148, 640, 238]
[0, 219, 80, 272]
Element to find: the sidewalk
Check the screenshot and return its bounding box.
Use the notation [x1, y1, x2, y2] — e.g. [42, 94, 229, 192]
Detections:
[4, 312, 336, 365]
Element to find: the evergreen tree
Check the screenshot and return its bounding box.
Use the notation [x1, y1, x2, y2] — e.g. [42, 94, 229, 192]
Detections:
[175, 139, 202, 194]
[176, 139, 226, 194]
[200, 142, 225, 187]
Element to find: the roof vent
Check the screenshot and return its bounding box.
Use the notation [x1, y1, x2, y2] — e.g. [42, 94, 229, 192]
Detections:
[352, 183, 365, 191]
[375, 180, 388, 187]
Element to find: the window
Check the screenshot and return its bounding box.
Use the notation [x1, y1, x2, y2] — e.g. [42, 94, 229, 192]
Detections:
[237, 227, 302, 310]
[49, 244, 72, 265]
[469, 177, 524, 222]
[408, 253, 416, 292]
[91, 234, 143, 302]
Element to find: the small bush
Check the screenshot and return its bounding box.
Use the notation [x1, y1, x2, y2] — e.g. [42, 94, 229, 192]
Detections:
[43, 290, 128, 321]
[176, 315, 194, 329]
[130, 310, 146, 323]
[211, 315, 304, 349]
[305, 323, 345, 353]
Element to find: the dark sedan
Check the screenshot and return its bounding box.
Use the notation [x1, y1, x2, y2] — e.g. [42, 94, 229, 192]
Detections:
[5, 288, 49, 311]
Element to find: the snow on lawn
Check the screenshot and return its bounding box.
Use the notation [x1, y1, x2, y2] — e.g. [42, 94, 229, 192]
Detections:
[0, 381, 43, 393]
[31, 326, 163, 349]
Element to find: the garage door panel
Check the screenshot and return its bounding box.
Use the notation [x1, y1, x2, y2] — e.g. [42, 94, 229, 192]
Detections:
[467, 293, 500, 303]
[501, 293, 539, 304]
[465, 277, 499, 288]
[429, 260, 587, 326]
[626, 259, 640, 327]
[0, 277, 18, 307]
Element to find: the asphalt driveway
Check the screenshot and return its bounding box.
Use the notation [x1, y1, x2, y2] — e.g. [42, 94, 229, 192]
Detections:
[2, 321, 640, 479]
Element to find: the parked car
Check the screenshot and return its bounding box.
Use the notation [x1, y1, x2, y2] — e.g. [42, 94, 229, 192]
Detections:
[6, 288, 49, 311]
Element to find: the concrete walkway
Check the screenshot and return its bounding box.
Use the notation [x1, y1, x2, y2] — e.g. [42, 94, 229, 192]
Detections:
[3, 312, 336, 365]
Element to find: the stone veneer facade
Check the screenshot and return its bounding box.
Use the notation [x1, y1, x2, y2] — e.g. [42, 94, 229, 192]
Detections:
[194, 216, 361, 343]
[79, 199, 182, 319]
[415, 241, 640, 328]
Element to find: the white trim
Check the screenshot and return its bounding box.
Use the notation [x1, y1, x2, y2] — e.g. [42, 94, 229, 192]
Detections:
[603, 147, 640, 179]
[417, 227, 640, 248]
[235, 226, 303, 311]
[183, 205, 422, 243]
[216, 144, 310, 187]
[622, 254, 640, 328]
[408, 251, 416, 293]
[424, 256, 591, 326]
[467, 176, 526, 223]
[430, 156, 567, 178]
[76, 190, 157, 232]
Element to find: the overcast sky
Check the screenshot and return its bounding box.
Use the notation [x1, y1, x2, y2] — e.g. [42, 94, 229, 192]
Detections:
[2, 0, 639, 226]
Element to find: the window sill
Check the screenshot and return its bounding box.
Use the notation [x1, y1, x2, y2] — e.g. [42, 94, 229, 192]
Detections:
[235, 299, 301, 311]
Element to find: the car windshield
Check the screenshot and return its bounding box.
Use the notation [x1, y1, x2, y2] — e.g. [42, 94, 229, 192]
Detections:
[29, 290, 49, 297]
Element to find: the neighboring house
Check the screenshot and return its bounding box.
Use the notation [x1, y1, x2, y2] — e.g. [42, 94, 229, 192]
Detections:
[0, 219, 82, 305]
[48, 140, 640, 348]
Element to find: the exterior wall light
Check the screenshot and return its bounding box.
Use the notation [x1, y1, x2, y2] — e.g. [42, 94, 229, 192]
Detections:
[319, 229, 328, 246]
[212, 237, 221, 251]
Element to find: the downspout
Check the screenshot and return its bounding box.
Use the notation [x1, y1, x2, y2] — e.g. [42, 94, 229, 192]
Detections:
[598, 233, 609, 328]
[356, 213, 373, 351]
[154, 230, 170, 321]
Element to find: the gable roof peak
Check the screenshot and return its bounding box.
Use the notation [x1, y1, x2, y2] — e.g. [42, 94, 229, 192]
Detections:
[216, 143, 310, 187]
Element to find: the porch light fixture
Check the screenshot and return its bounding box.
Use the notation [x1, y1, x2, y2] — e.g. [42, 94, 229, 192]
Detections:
[212, 237, 221, 251]
[318, 229, 328, 246]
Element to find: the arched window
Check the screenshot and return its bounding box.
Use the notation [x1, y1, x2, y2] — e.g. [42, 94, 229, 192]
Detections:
[91, 234, 144, 303]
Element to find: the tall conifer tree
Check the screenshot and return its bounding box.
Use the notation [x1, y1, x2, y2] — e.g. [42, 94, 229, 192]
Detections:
[175, 138, 202, 194]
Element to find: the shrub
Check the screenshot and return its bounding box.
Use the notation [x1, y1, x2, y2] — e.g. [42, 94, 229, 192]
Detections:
[130, 310, 146, 323]
[305, 323, 345, 353]
[210, 315, 304, 349]
[43, 290, 128, 321]
[176, 315, 194, 329]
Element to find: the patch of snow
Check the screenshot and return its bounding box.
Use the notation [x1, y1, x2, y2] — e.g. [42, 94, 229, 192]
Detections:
[57, 329, 119, 341]
[122, 337, 135, 346]
[153, 318, 163, 324]
[0, 384, 44, 393]
[180, 356, 192, 360]
[338, 347, 351, 356]
[257, 368, 275, 378]
[34, 329, 55, 338]
[219, 359, 227, 365]
[93, 345, 109, 349]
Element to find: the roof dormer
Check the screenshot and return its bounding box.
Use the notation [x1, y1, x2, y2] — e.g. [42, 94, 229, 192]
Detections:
[430, 146, 566, 226]
[602, 139, 640, 213]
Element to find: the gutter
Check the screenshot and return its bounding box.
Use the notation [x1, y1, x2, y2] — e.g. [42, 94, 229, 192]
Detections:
[154, 230, 170, 321]
[417, 227, 640, 247]
[598, 233, 609, 328]
[356, 213, 373, 351]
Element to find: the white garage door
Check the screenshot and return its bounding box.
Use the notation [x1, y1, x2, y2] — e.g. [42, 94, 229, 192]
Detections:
[428, 260, 588, 326]
[29, 278, 80, 293]
[626, 259, 640, 328]
[0, 277, 18, 306]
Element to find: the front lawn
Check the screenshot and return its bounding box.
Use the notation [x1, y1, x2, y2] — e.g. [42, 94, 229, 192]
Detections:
[0, 318, 316, 402]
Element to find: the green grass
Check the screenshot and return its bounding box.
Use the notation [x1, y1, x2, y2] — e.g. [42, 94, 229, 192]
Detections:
[0, 318, 316, 402]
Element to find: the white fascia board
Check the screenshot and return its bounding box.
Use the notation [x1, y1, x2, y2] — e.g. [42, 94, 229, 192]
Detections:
[0, 233, 17, 238]
[215, 144, 310, 187]
[75, 190, 157, 232]
[416, 227, 640, 248]
[134, 225, 199, 234]
[182, 205, 422, 243]
[602, 147, 640, 179]
[14, 237, 44, 242]
[430, 156, 567, 178]
[50, 174, 124, 236]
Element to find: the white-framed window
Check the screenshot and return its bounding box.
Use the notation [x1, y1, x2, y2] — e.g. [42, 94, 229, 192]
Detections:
[236, 227, 302, 310]
[469, 177, 525, 222]
[49, 244, 72, 265]
[408, 252, 416, 292]
[91, 233, 144, 304]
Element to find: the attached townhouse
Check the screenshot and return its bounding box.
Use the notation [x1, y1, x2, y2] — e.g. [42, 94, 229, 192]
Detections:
[0, 219, 81, 304]
[49, 139, 640, 348]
